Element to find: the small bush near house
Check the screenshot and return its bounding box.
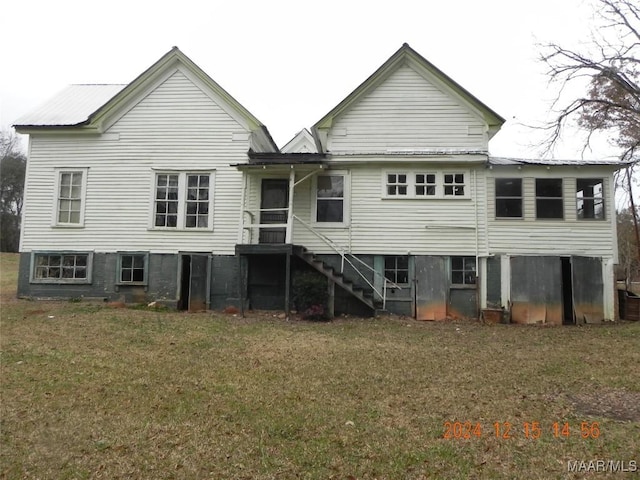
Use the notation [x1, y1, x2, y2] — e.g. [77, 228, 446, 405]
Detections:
[292, 270, 328, 320]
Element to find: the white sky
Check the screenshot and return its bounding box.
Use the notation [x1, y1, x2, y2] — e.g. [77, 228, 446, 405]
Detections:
[0, 0, 620, 161]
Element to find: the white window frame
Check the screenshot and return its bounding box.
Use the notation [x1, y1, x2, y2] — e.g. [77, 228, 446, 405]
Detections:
[30, 251, 93, 284]
[150, 170, 215, 231]
[312, 170, 349, 228]
[116, 252, 149, 286]
[443, 172, 467, 197]
[382, 171, 469, 199]
[52, 168, 88, 227]
[576, 178, 605, 220]
[450, 256, 477, 286]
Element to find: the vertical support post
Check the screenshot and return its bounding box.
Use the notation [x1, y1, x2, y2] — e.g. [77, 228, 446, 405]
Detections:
[238, 172, 248, 244]
[383, 279, 387, 311]
[327, 278, 335, 318]
[238, 254, 245, 318]
[285, 167, 295, 244]
[285, 251, 291, 320]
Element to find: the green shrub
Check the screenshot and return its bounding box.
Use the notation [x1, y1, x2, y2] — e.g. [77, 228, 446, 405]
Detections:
[292, 270, 329, 320]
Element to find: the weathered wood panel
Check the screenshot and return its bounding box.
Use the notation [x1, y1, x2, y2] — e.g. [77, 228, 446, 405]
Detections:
[572, 256, 604, 323]
[415, 256, 447, 320]
[510, 256, 563, 325]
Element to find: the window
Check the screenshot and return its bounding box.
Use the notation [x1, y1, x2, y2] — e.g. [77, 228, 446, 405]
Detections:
[55, 169, 87, 226]
[444, 173, 465, 196]
[316, 174, 344, 223]
[495, 178, 522, 218]
[118, 253, 148, 285]
[382, 171, 467, 199]
[32, 252, 91, 283]
[186, 174, 210, 228]
[384, 256, 409, 284]
[451, 256, 476, 285]
[155, 174, 179, 227]
[577, 178, 604, 220]
[386, 173, 408, 196]
[153, 172, 213, 229]
[415, 173, 436, 196]
[536, 179, 563, 219]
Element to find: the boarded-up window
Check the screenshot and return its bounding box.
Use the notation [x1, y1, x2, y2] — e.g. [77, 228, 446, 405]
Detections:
[577, 178, 604, 220]
[536, 179, 563, 219]
[495, 178, 522, 218]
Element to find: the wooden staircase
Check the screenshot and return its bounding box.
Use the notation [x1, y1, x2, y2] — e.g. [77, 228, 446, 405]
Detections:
[292, 246, 376, 311]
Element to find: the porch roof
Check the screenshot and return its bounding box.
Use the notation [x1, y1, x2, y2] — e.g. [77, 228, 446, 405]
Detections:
[232, 150, 328, 170]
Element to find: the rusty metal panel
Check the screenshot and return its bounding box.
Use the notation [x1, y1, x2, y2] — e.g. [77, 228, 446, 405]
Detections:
[449, 288, 477, 320]
[189, 254, 210, 312]
[572, 256, 604, 323]
[415, 256, 447, 320]
[510, 256, 562, 325]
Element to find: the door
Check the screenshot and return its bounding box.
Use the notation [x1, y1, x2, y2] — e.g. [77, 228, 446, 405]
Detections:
[179, 254, 210, 312]
[415, 256, 447, 320]
[259, 179, 289, 244]
[510, 256, 563, 324]
[571, 256, 604, 323]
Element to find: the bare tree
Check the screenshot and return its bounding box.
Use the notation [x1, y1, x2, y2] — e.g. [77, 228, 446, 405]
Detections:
[540, 0, 640, 260]
[1, 129, 27, 252]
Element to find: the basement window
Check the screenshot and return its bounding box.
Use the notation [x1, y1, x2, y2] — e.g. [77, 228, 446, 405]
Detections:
[577, 178, 604, 220]
[384, 256, 409, 285]
[451, 256, 476, 285]
[117, 253, 148, 285]
[31, 252, 92, 284]
[495, 178, 522, 218]
[536, 178, 564, 219]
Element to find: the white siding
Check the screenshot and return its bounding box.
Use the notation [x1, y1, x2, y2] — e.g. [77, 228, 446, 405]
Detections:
[486, 168, 617, 258]
[327, 64, 487, 153]
[288, 163, 487, 256]
[21, 69, 250, 255]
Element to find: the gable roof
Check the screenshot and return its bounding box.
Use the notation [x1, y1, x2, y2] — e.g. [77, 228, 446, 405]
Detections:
[14, 47, 278, 152]
[312, 43, 505, 151]
[280, 128, 318, 153]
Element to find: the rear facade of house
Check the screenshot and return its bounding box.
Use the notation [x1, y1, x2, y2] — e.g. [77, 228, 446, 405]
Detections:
[14, 44, 621, 324]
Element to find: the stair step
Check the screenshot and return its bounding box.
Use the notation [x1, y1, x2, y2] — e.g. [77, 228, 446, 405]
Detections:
[293, 245, 374, 310]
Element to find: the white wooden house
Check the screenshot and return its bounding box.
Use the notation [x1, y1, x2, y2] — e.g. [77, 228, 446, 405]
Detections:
[14, 44, 623, 323]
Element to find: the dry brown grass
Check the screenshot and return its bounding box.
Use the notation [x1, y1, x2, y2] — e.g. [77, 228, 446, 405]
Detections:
[1, 253, 639, 479]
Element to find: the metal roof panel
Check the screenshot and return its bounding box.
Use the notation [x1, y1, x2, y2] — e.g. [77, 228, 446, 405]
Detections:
[13, 84, 126, 127]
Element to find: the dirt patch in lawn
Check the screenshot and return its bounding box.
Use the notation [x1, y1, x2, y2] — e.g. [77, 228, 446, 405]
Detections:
[567, 388, 640, 422]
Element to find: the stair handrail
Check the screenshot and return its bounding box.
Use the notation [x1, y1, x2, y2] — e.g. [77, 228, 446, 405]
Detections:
[292, 215, 402, 309]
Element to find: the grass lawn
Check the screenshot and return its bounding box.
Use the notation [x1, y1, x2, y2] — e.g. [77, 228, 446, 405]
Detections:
[1, 252, 639, 479]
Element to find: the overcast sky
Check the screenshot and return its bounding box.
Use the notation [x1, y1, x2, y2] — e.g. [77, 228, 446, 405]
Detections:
[0, 0, 617, 160]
